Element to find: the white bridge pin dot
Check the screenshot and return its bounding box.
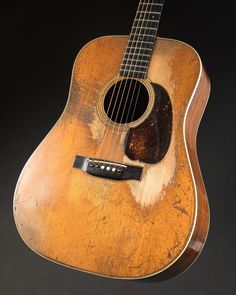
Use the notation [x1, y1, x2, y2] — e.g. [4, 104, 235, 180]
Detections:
[101, 166, 105, 170]
[106, 167, 111, 171]
[112, 168, 116, 172]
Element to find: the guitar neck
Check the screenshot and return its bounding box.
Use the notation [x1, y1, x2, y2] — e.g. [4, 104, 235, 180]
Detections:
[119, 0, 165, 79]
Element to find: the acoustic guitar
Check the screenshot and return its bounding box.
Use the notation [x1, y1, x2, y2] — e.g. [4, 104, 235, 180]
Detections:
[14, 0, 210, 280]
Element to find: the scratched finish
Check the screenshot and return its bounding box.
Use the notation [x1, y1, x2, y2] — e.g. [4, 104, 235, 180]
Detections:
[13, 36, 210, 279]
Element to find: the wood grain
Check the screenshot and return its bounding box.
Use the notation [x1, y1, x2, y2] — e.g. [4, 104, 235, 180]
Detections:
[13, 36, 210, 279]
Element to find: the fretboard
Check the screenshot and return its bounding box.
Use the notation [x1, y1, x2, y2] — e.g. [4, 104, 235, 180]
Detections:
[119, 0, 165, 79]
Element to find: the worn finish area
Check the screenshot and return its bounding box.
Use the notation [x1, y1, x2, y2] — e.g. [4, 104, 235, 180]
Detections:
[13, 36, 210, 279]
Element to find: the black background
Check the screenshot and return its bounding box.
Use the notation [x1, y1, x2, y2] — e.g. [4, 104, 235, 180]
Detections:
[0, 0, 235, 294]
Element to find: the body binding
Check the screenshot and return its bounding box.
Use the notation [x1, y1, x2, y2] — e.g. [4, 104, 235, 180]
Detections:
[14, 36, 210, 279]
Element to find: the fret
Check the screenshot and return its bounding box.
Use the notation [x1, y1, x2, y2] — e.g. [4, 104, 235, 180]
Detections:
[122, 58, 149, 63]
[129, 40, 153, 45]
[130, 34, 157, 40]
[121, 62, 149, 70]
[122, 55, 150, 61]
[126, 47, 153, 52]
[126, 45, 154, 52]
[132, 26, 157, 31]
[134, 18, 160, 23]
[135, 15, 161, 24]
[120, 69, 146, 75]
[124, 52, 151, 58]
[125, 49, 153, 58]
[121, 65, 148, 71]
[130, 33, 155, 38]
[133, 19, 160, 28]
[138, 5, 162, 13]
[137, 11, 161, 14]
[130, 34, 156, 39]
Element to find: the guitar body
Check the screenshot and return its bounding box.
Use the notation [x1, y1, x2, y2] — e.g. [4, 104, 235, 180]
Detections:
[14, 36, 210, 279]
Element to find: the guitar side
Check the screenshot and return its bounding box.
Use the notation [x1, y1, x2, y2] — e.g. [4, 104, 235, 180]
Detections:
[154, 53, 211, 280]
[13, 36, 210, 279]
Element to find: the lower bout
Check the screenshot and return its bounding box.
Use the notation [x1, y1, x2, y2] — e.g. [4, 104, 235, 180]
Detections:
[14, 189, 199, 279]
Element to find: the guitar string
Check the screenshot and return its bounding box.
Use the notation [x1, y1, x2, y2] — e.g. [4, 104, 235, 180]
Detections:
[88, 2, 149, 204]
[114, 0, 156, 137]
[119, 0, 164, 136]
[89, 1, 151, 204]
[105, 0, 162, 163]
[94, 0, 147, 162]
[84, 1, 146, 202]
[127, 0, 164, 124]
[112, 0, 158, 161]
[91, 3, 144, 163]
[101, 0, 151, 162]
[106, 0, 151, 135]
[80, 1, 161, 203]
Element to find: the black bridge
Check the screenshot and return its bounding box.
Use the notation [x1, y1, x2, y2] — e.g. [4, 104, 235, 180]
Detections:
[73, 155, 143, 181]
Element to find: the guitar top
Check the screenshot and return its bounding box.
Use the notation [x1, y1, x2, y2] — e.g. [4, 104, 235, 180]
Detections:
[14, 0, 210, 280]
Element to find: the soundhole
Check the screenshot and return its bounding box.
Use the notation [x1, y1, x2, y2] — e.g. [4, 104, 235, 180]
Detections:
[104, 78, 149, 124]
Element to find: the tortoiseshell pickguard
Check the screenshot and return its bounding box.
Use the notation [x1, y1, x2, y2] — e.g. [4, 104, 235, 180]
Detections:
[125, 83, 173, 164]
